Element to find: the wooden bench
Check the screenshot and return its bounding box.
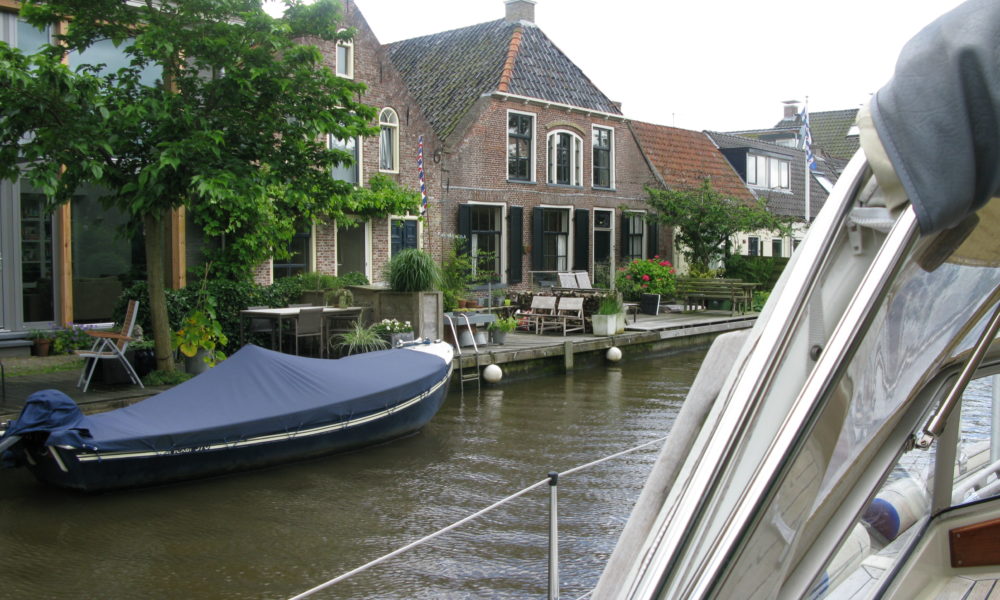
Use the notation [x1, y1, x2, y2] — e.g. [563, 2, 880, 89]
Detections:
[676, 278, 757, 315]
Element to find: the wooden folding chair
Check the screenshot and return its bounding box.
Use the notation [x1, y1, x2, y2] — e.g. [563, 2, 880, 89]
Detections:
[517, 295, 557, 333]
[76, 299, 144, 393]
[538, 296, 585, 336]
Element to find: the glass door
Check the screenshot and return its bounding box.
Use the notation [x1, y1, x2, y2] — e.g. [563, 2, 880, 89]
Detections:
[19, 189, 55, 324]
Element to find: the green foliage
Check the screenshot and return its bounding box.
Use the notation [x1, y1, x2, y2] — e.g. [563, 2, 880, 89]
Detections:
[333, 320, 390, 356]
[143, 369, 193, 387]
[2, 0, 381, 366]
[647, 179, 791, 272]
[597, 293, 624, 315]
[752, 290, 770, 312]
[686, 263, 722, 279]
[723, 254, 789, 291]
[299, 272, 340, 290]
[52, 326, 93, 355]
[172, 268, 229, 367]
[343, 174, 423, 222]
[387, 248, 440, 292]
[337, 272, 370, 287]
[440, 237, 473, 311]
[615, 258, 678, 301]
[26, 329, 54, 340]
[488, 315, 518, 333]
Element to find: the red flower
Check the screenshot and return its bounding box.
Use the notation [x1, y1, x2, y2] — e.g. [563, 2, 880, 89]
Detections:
[659, 261, 669, 267]
[642, 283, 649, 288]
[626, 275, 632, 280]
[654, 255, 660, 259]
[642, 274, 650, 281]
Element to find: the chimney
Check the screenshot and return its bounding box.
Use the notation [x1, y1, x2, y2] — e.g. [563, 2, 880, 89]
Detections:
[782, 100, 800, 119]
[505, 0, 536, 23]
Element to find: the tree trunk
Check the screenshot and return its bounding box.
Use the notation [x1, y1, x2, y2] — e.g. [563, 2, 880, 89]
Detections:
[145, 211, 176, 372]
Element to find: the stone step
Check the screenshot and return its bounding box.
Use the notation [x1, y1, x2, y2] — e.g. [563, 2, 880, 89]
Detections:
[0, 340, 32, 358]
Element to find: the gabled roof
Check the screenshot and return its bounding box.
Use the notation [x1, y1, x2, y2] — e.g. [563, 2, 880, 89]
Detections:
[387, 21, 620, 140]
[706, 131, 829, 221]
[630, 121, 753, 202]
[772, 108, 861, 160]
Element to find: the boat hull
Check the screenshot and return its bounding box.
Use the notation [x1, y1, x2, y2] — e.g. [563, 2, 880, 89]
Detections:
[21, 368, 451, 492]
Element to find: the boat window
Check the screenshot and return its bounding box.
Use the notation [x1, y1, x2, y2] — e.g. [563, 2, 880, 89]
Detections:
[816, 375, 999, 598]
[712, 254, 1000, 599]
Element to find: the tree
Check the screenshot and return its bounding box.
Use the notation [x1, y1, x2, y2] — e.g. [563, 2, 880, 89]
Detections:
[0, 0, 409, 371]
[646, 178, 790, 273]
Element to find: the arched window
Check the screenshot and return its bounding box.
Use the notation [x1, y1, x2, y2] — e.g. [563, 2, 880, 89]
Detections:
[379, 108, 399, 172]
[547, 131, 583, 186]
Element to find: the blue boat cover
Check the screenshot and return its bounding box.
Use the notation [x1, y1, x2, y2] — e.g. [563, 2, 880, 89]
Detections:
[5, 345, 449, 454]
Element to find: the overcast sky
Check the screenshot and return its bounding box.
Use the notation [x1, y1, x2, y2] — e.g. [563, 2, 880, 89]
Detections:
[269, 0, 967, 132]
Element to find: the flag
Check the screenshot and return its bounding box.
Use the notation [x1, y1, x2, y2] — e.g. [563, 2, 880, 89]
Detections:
[417, 135, 427, 215]
[798, 108, 817, 171]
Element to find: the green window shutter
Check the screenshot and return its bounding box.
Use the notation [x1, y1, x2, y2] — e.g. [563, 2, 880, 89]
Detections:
[574, 208, 589, 271]
[507, 206, 524, 284]
[647, 218, 659, 258]
[621, 212, 632, 260]
[532, 206, 544, 271]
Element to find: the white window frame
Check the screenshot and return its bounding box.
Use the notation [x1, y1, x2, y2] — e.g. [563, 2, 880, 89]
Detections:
[467, 201, 508, 284]
[335, 33, 354, 79]
[507, 109, 536, 183]
[328, 134, 362, 185]
[592, 125, 615, 189]
[746, 153, 790, 190]
[388, 215, 422, 257]
[335, 218, 373, 281]
[379, 107, 399, 173]
[547, 130, 583, 187]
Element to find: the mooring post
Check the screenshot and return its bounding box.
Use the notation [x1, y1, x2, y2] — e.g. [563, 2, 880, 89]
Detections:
[548, 471, 560, 600]
[563, 340, 574, 371]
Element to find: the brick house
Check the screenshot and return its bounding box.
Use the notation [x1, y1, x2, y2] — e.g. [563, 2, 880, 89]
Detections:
[630, 122, 757, 271]
[705, 131, 832, 259]
[382, 0, 663, 290]
[253, 1, 444, 286]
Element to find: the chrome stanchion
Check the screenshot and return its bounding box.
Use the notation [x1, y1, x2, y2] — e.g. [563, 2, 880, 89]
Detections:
[548, 471, 560, 600]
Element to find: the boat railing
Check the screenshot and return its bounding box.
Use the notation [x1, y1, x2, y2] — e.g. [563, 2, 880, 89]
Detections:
[286, 433, 670, 600]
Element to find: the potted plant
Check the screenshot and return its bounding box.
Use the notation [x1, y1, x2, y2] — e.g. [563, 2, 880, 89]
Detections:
[592, 294, 624, 336]
[173, 268, 228, 374]
[372, 318, 415, 347]
[488, 315, 517, 345]
[332, 320, 390, 356]
[27, 329, 54, 357]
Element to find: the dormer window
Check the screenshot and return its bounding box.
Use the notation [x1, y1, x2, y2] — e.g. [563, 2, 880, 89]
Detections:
[746, 153, 790, 190]
[547, 131, 583, 186]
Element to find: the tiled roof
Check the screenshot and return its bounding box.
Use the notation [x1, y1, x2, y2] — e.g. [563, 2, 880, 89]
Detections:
[387, 21, 620, 140]
[630, 121, 753, 202]
[773, 108, 861, 160]
[706, 131, 828, 221]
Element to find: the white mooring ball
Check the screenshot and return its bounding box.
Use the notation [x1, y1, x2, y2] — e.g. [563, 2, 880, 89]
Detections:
[606, 346, 623, 362]
[483, 364, 503, 383]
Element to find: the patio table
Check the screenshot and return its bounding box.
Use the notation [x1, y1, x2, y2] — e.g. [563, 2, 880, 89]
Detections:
[239, 307, 366, 353]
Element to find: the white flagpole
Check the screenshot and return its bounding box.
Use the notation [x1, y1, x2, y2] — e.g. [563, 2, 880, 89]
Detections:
[803, 99, 811, 223]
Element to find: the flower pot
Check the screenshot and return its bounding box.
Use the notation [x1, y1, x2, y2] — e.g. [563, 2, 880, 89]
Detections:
[185, 348, 210, 375]
[32, 338, 52, 357]
[457, 328, 475, 347]
[616, 312, 627, 333]
[134, 348, 156, 377]
[389, 332, 415, 347]
[491, 330, 508, 345]
[591, 314, 616, 336]
[473, 329, 489, 346]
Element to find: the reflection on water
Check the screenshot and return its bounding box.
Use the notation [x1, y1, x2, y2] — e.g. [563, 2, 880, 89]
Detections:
[0, 347, 707, 600]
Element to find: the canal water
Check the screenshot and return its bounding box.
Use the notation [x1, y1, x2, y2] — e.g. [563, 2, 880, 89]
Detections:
[0, 346, 708, 599]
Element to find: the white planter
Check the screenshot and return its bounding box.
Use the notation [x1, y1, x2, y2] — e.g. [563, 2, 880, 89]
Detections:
[616, 312, 627, 333]
[592, 314, 617, 336]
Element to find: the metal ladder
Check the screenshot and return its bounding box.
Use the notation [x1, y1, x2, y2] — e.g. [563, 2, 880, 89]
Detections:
[444, 313, 481, 392]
